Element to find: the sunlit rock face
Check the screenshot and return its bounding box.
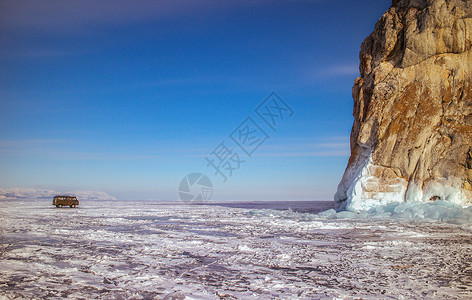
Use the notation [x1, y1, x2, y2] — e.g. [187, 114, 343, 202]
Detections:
[335, 0, 472, 211]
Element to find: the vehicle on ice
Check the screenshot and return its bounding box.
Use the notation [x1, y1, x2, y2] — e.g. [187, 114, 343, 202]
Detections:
[53, 195, 79, 208]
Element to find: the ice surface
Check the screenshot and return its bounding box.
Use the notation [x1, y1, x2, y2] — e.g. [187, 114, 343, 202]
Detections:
[1, 199, 471, 299]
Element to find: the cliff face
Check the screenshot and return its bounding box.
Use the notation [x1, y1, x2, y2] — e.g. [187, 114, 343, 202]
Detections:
[335, 0, 472, 211]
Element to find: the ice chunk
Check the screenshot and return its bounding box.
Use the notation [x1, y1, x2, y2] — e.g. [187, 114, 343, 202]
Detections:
[244, 200, 471, 224]
[315, 200, 472, 224]
[335, 211, 359, 219]
[317, 209, 337, 219]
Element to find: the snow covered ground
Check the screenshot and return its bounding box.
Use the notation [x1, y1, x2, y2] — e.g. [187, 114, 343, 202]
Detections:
[1, 200, 471, 299]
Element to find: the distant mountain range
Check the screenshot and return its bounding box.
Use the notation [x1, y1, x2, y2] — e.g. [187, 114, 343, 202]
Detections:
[0, 188, 117, 201]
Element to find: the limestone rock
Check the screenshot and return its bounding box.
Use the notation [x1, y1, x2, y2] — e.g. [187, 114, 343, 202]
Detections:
[335, 0, 472, 211]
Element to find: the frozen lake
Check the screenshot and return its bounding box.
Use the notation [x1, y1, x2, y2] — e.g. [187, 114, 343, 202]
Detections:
[1, 200, 471, 299]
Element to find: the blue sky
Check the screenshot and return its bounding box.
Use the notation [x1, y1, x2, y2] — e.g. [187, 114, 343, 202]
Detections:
[0, 0, 390, 201]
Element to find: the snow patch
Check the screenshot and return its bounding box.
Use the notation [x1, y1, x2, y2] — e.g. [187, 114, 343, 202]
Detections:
[406, 177, 469, 204]
[335, 154, 407, 211]
[335, 153, 470, 212]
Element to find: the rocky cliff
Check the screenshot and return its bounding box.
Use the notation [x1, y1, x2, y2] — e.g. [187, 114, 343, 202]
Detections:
[335, 0, 472, 211]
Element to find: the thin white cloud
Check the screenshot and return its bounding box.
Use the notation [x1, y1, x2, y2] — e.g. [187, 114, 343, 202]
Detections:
[0, 136, 350, 161]
[256, 150, 349, 158]
[0, 138, 210, 161]
[314, 64, 359, 78]
[250, 136, 350, 158]
[1, 0, 328, 35]
[0, 139, 72, 159]
[0, 0, 249, 34]
[0, 139, 68, 147]
[0, 49, 92, 58]
[0, 1, 190, 33]
[137, 75, 246, 88]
